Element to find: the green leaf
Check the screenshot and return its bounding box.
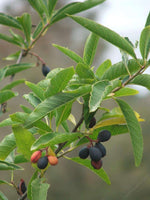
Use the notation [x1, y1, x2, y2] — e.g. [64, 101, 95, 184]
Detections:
[23, 93, 41, 108]
[51, 0, 105, 24]
[53, 44, 83, 63]
[0, 180, 11, 186]
[0, 68, 7, 81]
[89, 80, 110, 112]
[0, 133, 16, 160]
[76, 63, 95, 79]
[101, 59, 142, 81]
[0, 33, 22, 47]
[27, 0, 46, 19]
[1, 79, 25, 91]
[17, 13, 32, 45]
[139, 25, 150, 60]
[14, 154, 28, 164]
[0, 90, 18, 104]
[27, 171, 38, 200]
[83, 33, 99, 65]
[0, 160, 23, 170]
[66, 157, 111, 184]
[96, 59, 112, 78]
[24, 85, 91, 127]
[0, 13, 22, 29]
[31, 132, 82, 151]
[31, 178, 50, 200]
[25, 81, 44, 100]
[69, 15, 136, 58]
[9, 29, 26, 47]
[3, 50, 21, 61]
[145, 12, 150, 27]
[113, 87, 139, 97]
[32, 21, 43, 40]
[56, 102, 72, 127]
[0, 191, 8, 200]
[4, 63, 35, 77]
[131, 74, 150, 90]
[12, 126, 35, 160]
[116, 99, 143, 166]
[44, 66, 75, 97]
[48, 0, 58, 17]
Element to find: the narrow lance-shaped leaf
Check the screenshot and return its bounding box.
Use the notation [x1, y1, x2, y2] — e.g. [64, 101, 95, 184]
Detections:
[27, 171, 38, 200]
[53, 44, 83, 63]
[69, 15, 136, 58]
[83, 33, 99, 66]
[0, 13, 22, 29]
[48, 0, 58, 17]
[0, 90, 18, 104]
[51, 0, 105, 24]
[0, 160, 23, 170]
[139, 25, 150, 60]
[130, 74, 150, 90]
[96, 59, 112, 78]
[1, 79, 25, 91]
[0, 191, 8, 200]
[145, 12, 150, 27]
[76, 63, 95, 79]
[0, 33, 22, 47]
[12, 126, 35, 160]
[24, 85, 91, 128]
[116, 99, 143, 166]
[66, 157, 111, 184]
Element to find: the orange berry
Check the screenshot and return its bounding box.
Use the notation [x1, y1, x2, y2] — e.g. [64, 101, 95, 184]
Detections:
[48, 156, 58, 166]
[30, 150, 42, 163]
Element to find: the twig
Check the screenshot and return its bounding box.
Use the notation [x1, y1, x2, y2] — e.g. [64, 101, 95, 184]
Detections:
[28, 51, 46, 65]
[18, 191, 27, 200]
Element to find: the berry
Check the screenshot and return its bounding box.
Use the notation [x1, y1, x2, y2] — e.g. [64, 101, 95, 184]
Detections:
[17, 179, 27, 195]
[79, 147, 89, 159]
[31, 150, 42, 163]
[91, 159, 103, 170]
[48, 156, 58, 166]
[37, 156, 48, 169]
[97, 130, 111, 142]
[89, 117, 96, 128]
[95, 143, 106, 157]
[89, 147, 102, 162]
[42, 64, 50, 76]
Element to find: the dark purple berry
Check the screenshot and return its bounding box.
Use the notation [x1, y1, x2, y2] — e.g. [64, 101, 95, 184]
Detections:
[42, 64, 50, 76]
[17, 179, 27, 195]
[79, 147, 89, 159]
[89, 147, 102, 162]
[89, 117, 96, 128]
[91, 159, 103, 170]
[37, 156, 48, 169]
[97, 130, 111, 142]
[95, 143, 106, 157]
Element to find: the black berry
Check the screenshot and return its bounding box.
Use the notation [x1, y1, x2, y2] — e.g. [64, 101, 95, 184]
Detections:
[79, 147, 89, 159]
[17, 179, 27, 195]
[97, 130, 111, 142]
[89, 117, 96, 128]
[89, 147, 102, 162]
[95, 143, 106, 157]
[42, 64, 50, 76]
[91, 159, 103, 170]
[37, 156, 48, 169]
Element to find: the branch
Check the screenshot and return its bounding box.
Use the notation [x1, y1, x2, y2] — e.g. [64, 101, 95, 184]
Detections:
[28, 51, 46, 65]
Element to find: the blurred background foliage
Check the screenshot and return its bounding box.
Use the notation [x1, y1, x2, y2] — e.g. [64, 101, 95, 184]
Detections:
[0, 0, 150, 199]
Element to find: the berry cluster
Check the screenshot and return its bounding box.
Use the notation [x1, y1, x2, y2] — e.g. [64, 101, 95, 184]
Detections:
[79, 130, 111, 170]
[30, 148, 58, 170]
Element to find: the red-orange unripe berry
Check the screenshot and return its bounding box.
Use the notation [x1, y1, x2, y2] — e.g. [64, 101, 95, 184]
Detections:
[31, 150, 42, 163]
[48, 155, 58, 166]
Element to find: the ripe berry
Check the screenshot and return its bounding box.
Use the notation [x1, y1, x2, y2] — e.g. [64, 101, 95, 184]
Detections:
[89, 117, 96, 128]
[89, 147, 102, 162]
[37, 156, 48, 169]
[95, 143, 106, 157]
[97, 130, 111, 142]
[79, 147, 89, 159]
[17, 179, 27, 195]
[42, 64, 50, 76]
[31, 150, 42, 163]
[48, 156, 58, 166]
[91, 159, 103, 170]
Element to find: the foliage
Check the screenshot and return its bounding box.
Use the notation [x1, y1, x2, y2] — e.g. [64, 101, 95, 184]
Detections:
[0, 1, 150, 199]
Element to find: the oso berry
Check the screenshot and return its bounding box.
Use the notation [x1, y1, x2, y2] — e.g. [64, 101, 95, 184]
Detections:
[37, 156, 48, 169]
[95, 143, 106, 157]
[89, 117, 96, 128]
[17, 179, 27, 195]
[48, 156, 58, 166]
[79, 147, 89, 159]
[97, 130, 111, 142]
[42, 64, 50, 76]
[89, 147, 102, 162]
[91, 159, 103, 170]
[31, 150, 42, 163]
